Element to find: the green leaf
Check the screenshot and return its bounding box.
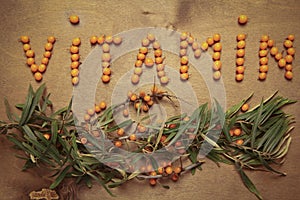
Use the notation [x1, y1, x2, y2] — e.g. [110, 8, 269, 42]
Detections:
[51, 120, 58, 144]
[22, 125, 37, 141]
[251, 99, 264, 148]
[87, 172, 115, 197]
[235, 162, 263, 200]
[49, 165, 72, 189]
[258, 154, 286, 176]
[19, 85, 34, 125]
[4, 98, 16, 122]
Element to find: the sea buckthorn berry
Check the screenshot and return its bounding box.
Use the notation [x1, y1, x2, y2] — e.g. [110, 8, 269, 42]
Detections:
[147, 33, 155, 42]
[142, 104, 149, 112]
[113, 36, 122, 45]
[138, 125, 147, 133]
[194, 49, 201, 58]
[287, 47, 295, 56]
[171, 173, 179, 182]
[142, 38, 150, 47]
[206, 37, 214, 46]
[152, 41, 161, 49]
[95, 105, 101, 113]
[259, 65, 268, 73]
[238, 14, 248, 25]
[229, 129, 234, 136]
[155, 57, 164, 64]
[131, 74, 140, 84]
[287, 34, 295, 41]
[43, 133, 51, 140]
[69, 15, 79, 24]
[135, 60, 143, 67]
[43, 51, 52, 58]
[45, 42, 53, 51]
[25, 50, 35, 58]
[259, 57, 268, 65]
[90, 36, 98, 45]
[201, 42, 209, 51]
[71, 61, 80, 69]
[213, 33, 221, 42]
[149, 178, 157, 186]
[70, 45, 79, 54]
[236, 66, 245, 74]
[285, 71, 293, 80]
[84, 114, 90, 121]
[236, 49, 245, 57]
[233, 128, 242, 136]
[160, 76, 169, 84]
[30, 64, 38, 73]
[34, 72, 43, 81]
[38, 64, 47, 73]
[259, 42, 268, 50]
[187, 36, 194, 44]
[23, 44, 31, 51]
[123, 109, 129, 117]
[87, 108, 95, 116]
[237, 40, 246, 49]
[236, 139, 244, 145]
[237, 33, 246, 41]
[213, 71, 221, 80]
[270, 47, 278, 56]
[213, 52, 221, 60]
[72, 77, 79, 85]
[47, 36, 56, 44]
[114, 141, 122, 147]
[156, 64, 165, 71]
[147, 100, 154, 107]
[117, 128, 125, 136]
[139, 47, 148, 54]
[180, 73, 189, 80]
[103, 67, 111, 75]
[102, 43, 110, 53]
[144, 95, 151, 102]
[99, 101, 106, 110]
[144, 57, 154, 67]
[180, 32, 188, 41]
[26, 58, 35, 65]
[260, 35, 269, 42]
[278, 58, 286, 68]
[213, 43, 222, 52]
[71, 54, 80, 62]
[134, 67, 143, 75]
[192, 42, 199, 50]
[285, 64, 292, 71]
[105, 35, 113, 44]
[102, 53, 111, 62]
[284, 40, 293, 48]
[241, 103, 249, 112]
[154, 49, 163, 57]
[285, 55, 293, 63]
[165, 166, 173, 175]
[97, 35, 105, 45]
[259, 50, 268, 57]
[181, 56, 189, 65]
[180, 65, 189, 73]
[102, 62, 110, 69]
[139, 90, 146, 98]
[129, 134, 137, 141]
[180, 40, 189, 49]
[130, 93, 137, 102]
[174, 167, 182, 174]
[101, 75, 110, 83]
[274, 52, 283, 61]
[236, 58, 245, 66]
[20, 36, 30, 43]
[213, 60, 222, 71]
[157, 70, 165, 78]
[137, 53, 146, 61]
[258, 72, 267, 80]
[267, 39, 274, 47]
[72, 37, 81, 46]
[80, 137, 87, 144]
[235, 73, 244, 82]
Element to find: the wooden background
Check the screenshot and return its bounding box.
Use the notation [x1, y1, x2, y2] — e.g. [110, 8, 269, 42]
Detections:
[0, 0, 299, 199]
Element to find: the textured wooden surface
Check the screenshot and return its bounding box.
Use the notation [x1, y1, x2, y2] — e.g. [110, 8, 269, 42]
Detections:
[0, 0, 299, 199]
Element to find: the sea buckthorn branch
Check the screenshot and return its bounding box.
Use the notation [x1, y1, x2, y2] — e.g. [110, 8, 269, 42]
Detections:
[0, 84, 296, 200]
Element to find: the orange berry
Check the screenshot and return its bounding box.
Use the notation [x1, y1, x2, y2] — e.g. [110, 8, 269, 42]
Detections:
[113, 36, 122, 45]
[20, 36, 30, 43]
[90, 36, 98, 45]
[97, 35, 105, 45]
[180, 40, 189, 49]
[144, 57, 154, 67]
[236, 33, 246, 41]
[180, 32, 188, 41]
[23, 44, 31, 51]
[278, 58, 286, 68]
[180, 73, 189, 80]
[137, 125, 147, 133]
[285, 64, 292, 71]
[102, 43, 110, 53]
[236, 58, 245, 66]
[213, 42, 222, 52]
[84, 114, 90, 121]
[267, 39, 274, 48]
[259, 50, 268, 57]
[142, 104, 149, 112]
[236, 49, 245, 57]
[134, 67, 143, 75]
[155, 57, 164, 64]
[139, 47, 148, 54]
[213, 71, 221, 80]
[130, 94, 137, 102]
[72, 37, 81, 46]
[181, 56, 189, 65]
[213, 60, 222, 71]
[34, 72, 43, 81]
[260, 35, 269, 42]
[103, 67, 111, 75]
[229, 129, 234, 136]
[241, 104, 249, 112]
[284, 40, 293, 48]
[270, 47, 278, 56]
[102, 53, 111, 62]
[142, 38, 150, 47]
[173, 167, 182, 174]
[105, 35, 113, 44]
[237, 40, 246, 49]
[69, 15, 79, 24]
[26, 57, 35, 65]
[165, 166, 173, 175]
[156, 64, 165, 71]
[38, 64, 47, 73]
[129, 134, 136, 141]
[259, 57, 268, 65]
[285, 55, 293, 63]
[123, 109, 129, 117]
[101, 75, 110, 83]
[259, 42, 268, 50]
[157, 167, 164, 174]
[258, 72, 267, 80]
[285, 71, 293, 80]
[71, 61, 80, 69]
[135, 60, 143, 67]
[236, 66, 245, 74]
[87, 108, 95, 116]
[99, 101, 106, 110]
[238, 14, 248, 25]
[43, 133, 51, 140]
[236, 139, 244, 145]
[213, 52, 221, 60]
[206, 37, 214, 46]
[95, 105, 101, 113]
[70, 45, 79, 54]
[71, 54, 80, 62]
[43, 51, 52, 58]
[160, 76, 169, 84]
[259, 65, 268, 73]
[131, 74, 140, 84]
[233, 128, 242, 136]
[143, 95, 151, 102]
[287, 34, 295, 41]
[117, 128, 125, 136]
[149, 178, 157, 186]
[30, 64, 38, 73]
[235, 73, 244, 82]
[25, 50, 35, 58]
[201, 42, 209, 51]
[213, 33, 221, 42]
[71, 68, 79, 77]
[80, 137, 88, 144]
[154, 49, 163, 57]
[171, 173, 179, 182]
[194, 49, 201, 58]
[192, 42, 199, 50]
[287, 47, 295, 56]
[180, 65, 189, 73]
[72, 76, 79, 85]
[114, 140, 122, 147]
[44, 43, 53, 51]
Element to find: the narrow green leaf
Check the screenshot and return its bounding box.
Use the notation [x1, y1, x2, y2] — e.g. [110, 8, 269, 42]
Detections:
[87, 172, 115, 197]
[258, 154, 286, 176]
[49, 165, 72, 189]
[19, 85, 34, 125]
[251, 99, 264, 148]
[51, 120, 58, 144]
[4, 98, 16, 122]
[22, 125, 37, 141]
